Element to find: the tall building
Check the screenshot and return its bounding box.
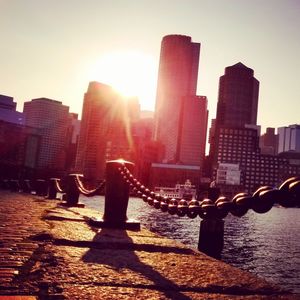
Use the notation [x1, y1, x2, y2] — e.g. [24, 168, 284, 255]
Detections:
[177, 95, 208, 165]
[278, 124, 300, 153]
[75, 82, 138, 181]
[23, 98, 70, 174]
[210, 64, 299, 194]
[154, 34, 207, 167]
[0, 94, 24, 125]
[216, 62, 259, 128]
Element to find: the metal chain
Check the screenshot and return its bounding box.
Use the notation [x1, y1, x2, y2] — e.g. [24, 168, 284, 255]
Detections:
[74, 175, 106, 197]
[54, 178, 65, 193]
[118, 165, 300, 219]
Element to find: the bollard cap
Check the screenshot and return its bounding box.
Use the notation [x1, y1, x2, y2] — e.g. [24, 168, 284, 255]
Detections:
[68, 173, 84, 177]
[106, 158, 134, 166]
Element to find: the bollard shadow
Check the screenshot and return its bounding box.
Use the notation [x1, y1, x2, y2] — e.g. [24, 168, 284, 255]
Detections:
[82, 228, 192, 299]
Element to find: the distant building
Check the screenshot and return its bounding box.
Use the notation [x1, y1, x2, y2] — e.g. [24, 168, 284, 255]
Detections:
[75, 82, 139, 182]
[0, 94, 24, 125]
[23, 98, 71, 175]
[208, 118, 216, 144]
[154, 35, 207, 167]
[131, 116, 154, 184]
[65, 113, 81, 172]
[260, 127, 278, 155]
[0, 120, 40, 178]
[278, 124, 300, 153]
[216, 163, 241, 185]
[149, 163, 201, 189]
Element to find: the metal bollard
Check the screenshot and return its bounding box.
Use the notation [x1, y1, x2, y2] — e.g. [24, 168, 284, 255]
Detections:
[90, 159, 140, 230]
[36, 179, 48, 196]
[46, 178, 59, 200]
[9, 180, 20, 192]
[198, 218, 224, 259]
[63, 174, 84, 207]
[23, 179, 32, 193]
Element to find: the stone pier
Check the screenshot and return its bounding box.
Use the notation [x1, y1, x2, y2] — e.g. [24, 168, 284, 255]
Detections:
[0, 190, 296, 299]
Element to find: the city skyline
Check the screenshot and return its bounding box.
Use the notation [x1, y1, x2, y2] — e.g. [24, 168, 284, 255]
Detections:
[1, 0, 299, 133]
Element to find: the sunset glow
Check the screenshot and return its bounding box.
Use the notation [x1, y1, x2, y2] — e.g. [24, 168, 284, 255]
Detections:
[87, 51, 158, 110]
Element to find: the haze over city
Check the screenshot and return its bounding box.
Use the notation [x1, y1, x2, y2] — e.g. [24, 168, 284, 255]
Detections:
[1, 0, 299, 132]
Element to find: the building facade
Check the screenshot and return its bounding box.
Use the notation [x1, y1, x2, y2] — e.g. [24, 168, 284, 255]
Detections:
[210, 64, 299, 194]
[75, 82, 139, 182]
[177, 95, 208, 166]
[278, 124, 300, 153]
[154, 35, 207, 166]
[23, 98, 70, 175]
[0, 120, 40, 179]
[260, 127, 278, 155]
[0, 94, 24, 125]
[215, 62, 259, 128]
[149, 163, 200, 189]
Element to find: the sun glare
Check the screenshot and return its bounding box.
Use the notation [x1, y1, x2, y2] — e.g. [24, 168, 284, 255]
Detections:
[87, 51, 157, 111]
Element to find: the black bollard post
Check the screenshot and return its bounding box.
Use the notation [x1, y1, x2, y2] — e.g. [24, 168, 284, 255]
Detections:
[23, 179, 32, 193]
[63, 174, 85, 207]
[198, 218, 224, 259]
[36, 179, 47, 196]
[90, 159, 140, 230]
[9, 180, 20, 192]
[0, 179, 8, 189]
[46, 178, 59, 200]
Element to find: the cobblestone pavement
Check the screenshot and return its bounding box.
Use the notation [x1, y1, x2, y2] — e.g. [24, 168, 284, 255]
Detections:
[0, 190, 298, 299]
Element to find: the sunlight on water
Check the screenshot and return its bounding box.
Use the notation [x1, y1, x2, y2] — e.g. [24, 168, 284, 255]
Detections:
[80, 195, 300, 294]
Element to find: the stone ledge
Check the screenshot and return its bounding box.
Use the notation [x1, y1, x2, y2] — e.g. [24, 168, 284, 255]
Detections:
[0, 191, 297, 299]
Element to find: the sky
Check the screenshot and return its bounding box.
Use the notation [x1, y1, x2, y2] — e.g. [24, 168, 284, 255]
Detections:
[0, 0, 299, 134]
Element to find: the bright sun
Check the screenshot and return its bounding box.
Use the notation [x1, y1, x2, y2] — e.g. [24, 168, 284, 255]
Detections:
[87, 51, 157, 111]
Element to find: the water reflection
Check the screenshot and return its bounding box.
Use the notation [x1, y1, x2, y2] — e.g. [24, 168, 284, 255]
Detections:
[80, 195, 300, 294]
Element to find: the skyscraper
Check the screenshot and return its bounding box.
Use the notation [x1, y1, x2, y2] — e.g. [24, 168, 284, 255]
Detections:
[178, 95, 208, 166]
[216, 62, 259, 128]
[23, 98, 70, 173]
[154, 35, 207, 166]
[75, 82, 138, 181]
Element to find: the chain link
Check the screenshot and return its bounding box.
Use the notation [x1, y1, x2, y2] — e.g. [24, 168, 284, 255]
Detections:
[74, 175, 106, 197]
[118, 165, 300, 219]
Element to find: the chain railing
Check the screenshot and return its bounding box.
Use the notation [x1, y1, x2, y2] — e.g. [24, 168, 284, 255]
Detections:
[48, 174, 106, 207]
[74, 175, 106, 197]
[116, 162, 299, 257]
[118, 164, 299, 217]
[1, 159, 299, 257]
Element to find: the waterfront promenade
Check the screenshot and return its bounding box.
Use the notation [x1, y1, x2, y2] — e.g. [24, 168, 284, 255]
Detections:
[0, 190, 296, 299]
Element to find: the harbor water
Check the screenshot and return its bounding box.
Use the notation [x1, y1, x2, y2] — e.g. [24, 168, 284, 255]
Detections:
[80, 195, 300, 294]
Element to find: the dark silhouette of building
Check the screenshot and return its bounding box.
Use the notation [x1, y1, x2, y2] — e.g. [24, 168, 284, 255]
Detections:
[210, 63, 299, 194]
[0, 120, 40, 179]
[0, 94, 24, 125]
[216, 62, 259, 128]
[154, 35, 207, 167]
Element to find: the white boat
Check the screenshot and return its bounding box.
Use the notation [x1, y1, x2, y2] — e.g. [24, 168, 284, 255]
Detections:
[154, 179, 197, 200]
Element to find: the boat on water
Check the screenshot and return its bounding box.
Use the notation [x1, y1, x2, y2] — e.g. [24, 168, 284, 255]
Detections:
[154, 179, 197, 200]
